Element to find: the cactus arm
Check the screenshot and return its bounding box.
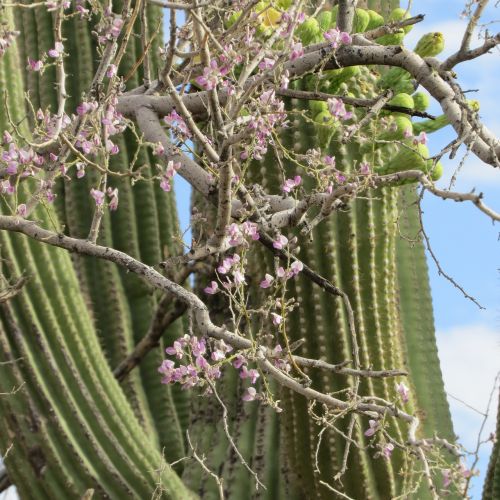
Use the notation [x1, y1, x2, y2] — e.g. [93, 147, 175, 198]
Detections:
[483, 389, 500, 499]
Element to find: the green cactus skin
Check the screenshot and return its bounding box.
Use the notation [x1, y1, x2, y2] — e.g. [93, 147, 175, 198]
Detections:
[483, 389, 500, 499]
[13, 1, 187, 460]
[0, 4, 192, 498]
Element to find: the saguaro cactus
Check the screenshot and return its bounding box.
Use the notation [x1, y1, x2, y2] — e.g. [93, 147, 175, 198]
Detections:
[0, 0, 461, 498]
[0, 3, 190, 497]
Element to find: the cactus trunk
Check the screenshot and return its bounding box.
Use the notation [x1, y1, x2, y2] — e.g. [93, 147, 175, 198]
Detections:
[0, 3, 191, 497]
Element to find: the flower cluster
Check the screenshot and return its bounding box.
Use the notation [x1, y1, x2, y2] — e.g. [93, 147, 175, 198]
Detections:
[0, 28, 20, 57]
[243, 89, 286, 160]
[159, 334, 267, 402]
[0, 132, 58, 201]
[90, 186, 119, 210]
[164, 110, 192, 140]
[226, 221, 260, 247]
[159, 335, 228, 390]
[327, 98, 353, 121]
[323, 28, 352, 49]
[259, 260, 303, 289]
[196, 59, 230, 91]
[159, 160, 181, 192]
[97, 12, 124, 44]
[282, 175, 302, 193]
[74, 99, 125, 156]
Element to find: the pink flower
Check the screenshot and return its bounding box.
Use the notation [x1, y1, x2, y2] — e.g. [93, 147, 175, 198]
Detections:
[107, 187, 119, 211]
[2, 131, 12, 144]
[289, 260, 303, 278]
[403, 127, 413, 139]
[241, 221, 260, 240]
[258, 57, 275, 70]
[204, 281, 219, 295]
[413, 131, 428, 145]
[48, 42, 64, 58]
[260, 273, 274, 288]
[233, 354, 247, 369]
[280, 70, 290, 89]
[90, 188, 105, 206]
[76, 101, 98, 116]
[195, 59, 228, 90]
[232, 269, 246, 286]
[271, 312, 283, 326]
[282, 175, 302, 193]
[359, 162, 371, 175]
[76, 163, 86, 178]
[273, 234, 288, 249]
[459, 462, 472, 479]
[276, 267, 287, 279]
[396, 382, 410, 403]
[106, 64, 117, 78]
[364, 419, 379, 437]
[290, 42, 304, 61]
[327, 97, 353, 120]
[240, 366, 260, 384]
[382, 443, 395, 459]
[16, 204, 27, 217]
[1, 180, 15, 194]
[242, 387, 257, 402]
[110, 17, 124, 39]
[165, 341, 184, 359]
[442, 469, 451, 488]
[27, 58, 43, 72]
[190, 337, 206, 358]
[164, 110, 191, 139]
[324, 28, 352, 49]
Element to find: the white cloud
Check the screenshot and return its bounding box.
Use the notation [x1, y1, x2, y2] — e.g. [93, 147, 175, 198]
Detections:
[437, 324, 499, 449]
[437, 324, 499, 414]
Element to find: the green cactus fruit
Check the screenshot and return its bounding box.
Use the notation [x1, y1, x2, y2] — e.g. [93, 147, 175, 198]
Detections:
[388, 7, 413, 34]
[296, 17, 321, 45]
[353, 8, 370, 33]
[376, 31, 406, 46]
[412, 91, 431, 112]
[414, 32, 445, 57]
[389, 92, 415, 109]
[378, 67, 415, 94]
[325, 66, 360, 93]
[378, 142, 429, 175]
[366, 9, 385, 30]
[378, 115, 413, 141]
[316, 11, 332, 31]
[314, 110, 338, 147]
[276, 0, 292, 8]
[467, 99, 480, 112]
[226, 10, 241, 28]
[412, 115, 449, 135]
[331, 5, 338, 25]
[429, 161, 443, 181]
[308, 99, 328, 115]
